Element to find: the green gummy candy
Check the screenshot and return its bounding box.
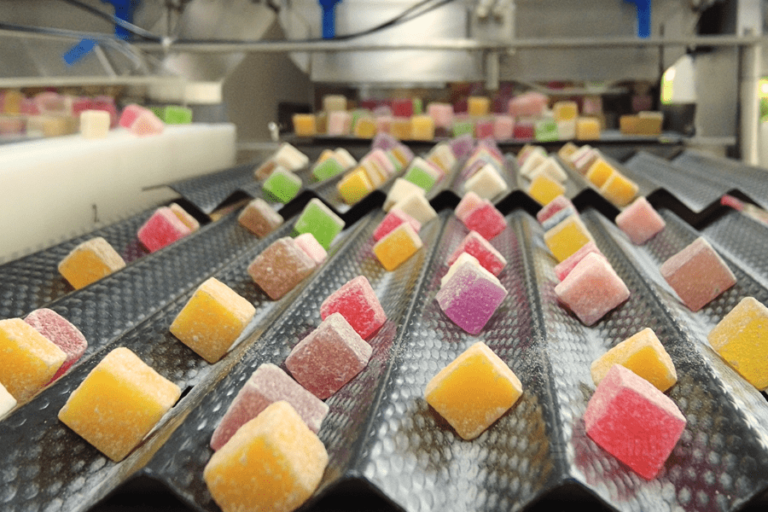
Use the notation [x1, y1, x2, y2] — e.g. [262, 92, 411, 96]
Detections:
[294, 199, 345, 250]
[312, 157, 345, 182]
[452, 121, 474, 137]
[263, 169, 302, 203]
[163, 105, 193, 124]
[403, 166, 437, 193]
[535, 119, 559, 142]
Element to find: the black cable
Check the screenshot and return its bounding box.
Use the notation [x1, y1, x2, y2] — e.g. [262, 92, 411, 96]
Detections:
[55, 0, 161, 41]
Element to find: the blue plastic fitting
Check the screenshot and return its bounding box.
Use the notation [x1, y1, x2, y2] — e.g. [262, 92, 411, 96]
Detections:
[101, 0, 140, 40]
[624, 0, 651, 39]
[318, 0, 343, 39]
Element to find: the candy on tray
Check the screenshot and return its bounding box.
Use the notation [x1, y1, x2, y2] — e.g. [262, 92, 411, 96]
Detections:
[263, 167, 302, 204]
[553, 101, 578, 121]
[576, 117, 601, 140]
[544, 214, 594, 262]
[255, 144, 309, 178]
[169, 203, 200, 232]
[584, 365, 686, 480]
[359, 158, 386, 187]
[449, 134, 474, 160]
[138, 207, 192, 253]
[475, 119, 494, 139]
[130, 110, 164, 136]
[0, 382, 16, 420]
[534, 119, 559, 142]
[428, 102, 454, 129]
[238, 198, 284, 238]
[558, 119, 576, 140]
[519, 150, 548, 178]
[354, 116, 376, 138]
[600, 172, 639, 207]
[391, 191, 438, 225]
[210, 364, 329, 451]
[321, 275, 386, 340]
[294, 233, 327, 265]
[528, 174, 566, 206]
[286, 313, 372, 399]
[337, 169, 373, 204]
[558, 142, 579, 161]
[334, 148, 357, 169]
[425, 341, 522, 440]
[292, 113, 316, 137]
[553, 241, 605, 281]
[585, 159, 616, 188]
[508, 91, 548, 117]
[659, 237, 736, 312]
[327, 110, 352, 136]
[58, 347, 181, 462]
[447, 231, 507, 276]
[463, 164, 509, 200]
[312, 156, 345, 182]
[468, 96, 490, 117]
[463, 200, 508, 241]
[323, 94, 347, 112]
[536, 195, 575, 225]
[248, 237, 317, 300]
[411, 115, 435, 140]
[80, 110, 111, 139]
[541, 206, 579, 232]
[403, 159, 441, 193]
[591, 328, 677, 392]
[493, 115, 514, 140]
[373, 209, 421, 242]
[529, 157, 568, 183]
[119, 104, 148, 128]
[384, 178, 424, 211]
[293, 198, 345, 250]
[24, 309, 88, 383]
[373, 223, 423, 271]
[390, 117, 412, 140]
[428, 143, 457, 173]
[455, 191, 485, 222]
[368, 148, 397, 177]
[615, 197, 666, 245]
[58, 237, 126, 290]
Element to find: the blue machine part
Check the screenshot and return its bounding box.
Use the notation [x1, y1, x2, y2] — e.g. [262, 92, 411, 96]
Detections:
[624, 0, 651, 38]
[318, 0, 343, 39]
[63, 38, 97, 66]
[101, 0, 140, 40]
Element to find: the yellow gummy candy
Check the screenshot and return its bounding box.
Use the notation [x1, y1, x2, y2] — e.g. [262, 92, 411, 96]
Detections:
[425, 342, 523, 440]
[58, 237, 126, 290]
[354, 117, 377, 139]
[585, 159, 616, 188]
[558, 142, 579, 161]
[544, 214, 594, 262]
[468, 96, 490, 117]
[528, 174, 566, 206]
[337, 169, 373, 205]
[292, 114, 316, 137]
[411, 115, 435, 141]
[316, 149, 335, 164]
[373, 224, 423, 271]
[600, 172, 639, 207]
[576, 117, 601, 140]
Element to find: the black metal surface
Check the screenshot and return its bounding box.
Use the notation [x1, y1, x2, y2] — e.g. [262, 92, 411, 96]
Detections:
[167, 163, 257, 215]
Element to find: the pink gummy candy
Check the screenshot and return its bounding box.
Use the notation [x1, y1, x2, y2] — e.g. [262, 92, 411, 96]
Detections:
[248, 237, 317, 300]
[137, 207, 192, 252]
[585, 365, 686, 480]
[130, 110, 164, 136]
[24, 308, 88, 383]
[553, 241, 605, 281]
[537, 195, 576, 225]
[493, 116, 514, 140]
[320, 276, 387, 340]
[615, 197, 666, 245]
[294, 233, 327, 265]
[449, 134, 474, 160]
[508, 92, 549, 118]
[464, 201, 508, 240]
[475, 120, 494, 140]
[210, 363, 329, 451]
[119, 104, 149, 129]
[373, 209, 422, 242]
[455, 193, 485, 223]
[285, 313, 372, 399]
[435, 261, 508, 335]
[372, 132, 399, 151]
[659, 237, 736, 312]
[446, 231, 507, 276]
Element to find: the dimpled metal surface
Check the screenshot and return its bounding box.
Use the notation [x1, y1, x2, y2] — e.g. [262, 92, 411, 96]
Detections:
[169, 163, 256, 214]
[701, 210, 768, 288]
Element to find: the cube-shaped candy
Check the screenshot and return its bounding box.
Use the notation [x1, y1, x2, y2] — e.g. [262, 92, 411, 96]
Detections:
[204, 401, 328, 512]
[138, 207, 192, 252]
[660, 237, 736, 312]
[544, 214, 594, 262]
[572, 147, 600, 175]
[616, 197, 666, 245]
[354, 116, 376, 138]
[436, 260, 508, 335]
[238, 198, 284, 238]
[455, 191, 484, 222]
[530, 157, 568, 183]
[390, 117, 412, 140]
[493, 115, 514, 140]
[468, 96, 490, 117]
[559, 119, 576, 142]
[558, 142, 579, 161]
[369, 148, 397, 176]
[392, 99, 413, 118]
[452, 119, 475, 137]
[391, 144, 414, 166]
[0, 382, 16, 420]
[323, 94, 346, 112]
[508, 92, 548, 117]
[292, 113, 316, 137]
[321, 276, 386, 340]
[404, 160, 441, 193]
[411, 115, 435, 140]
[272, 143, 309, 172]
[584, 365, 686, 480]
[210, 364, 329, 451]
[359, 159, 386, 187]
[286, 313, 372, 399]
[0, 318, 66, 402]
[528, 175, 566, 206]
[709, 297, 768, 390]
[248, 237, 317, 300]
[334, 148, 357, 168]
[535, 119, 559, 142]
[392, 191, 438, 225]
[553, 241, 605, 281]
[263, 167, 302, 204]
[119, 104, 148, 128]
[170, 203, 200, 232]
[384, 178, 424, 211]
[449, 134, 474, 160]
[316, 112, 328, 134]
[170, 278, 256, 363]
[541, 206, 579, 232]
[162, 105, 193, 125]
[463, 164, 509, 200]
[373, 223, 423, 271]
[441, 253, 482, 287]
[447, 231, 507, 276]
[576, 117, 601, 140]
[59, 237, 127, 290]
[294, 233, 327, 265]
[600, 172, 639, 207]
[373, 209, 421, 242]
[536, 195, 575, 225]
[337, 169, 374, 205]
[555, 253, 630, 325]
[428, 144, 457, 173]
[130, 110, 164, 136]
[425, 342, 522, 440]
[327, 110, 352, 136]
[517, 145, 544, 167]
[553, 101, 578, 122]
[312, 156, 345, 182]
[464, 201, 508, 241]
[294, 199, 345, 250]
[428, 102, 454, 128]
[372, 132, 398, 151]
[24, 309, 87, 382]
[591, 328, 677, 392]
[586, 159, 616, 188]
[58, 347, 181, 461]
[475, 119, 494, 139]
[80, 110, 111, 139]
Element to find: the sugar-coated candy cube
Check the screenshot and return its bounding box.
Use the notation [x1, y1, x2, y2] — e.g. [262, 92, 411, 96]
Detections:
[452, 118, 475, 137]
[541, 206, 579, 232]
[337, 169, 373, 205]
[248, 237, 317, 300]
[130, 110, 164, 136]
[374, 223, 423, 271]
[616, 197, 666, 245]
[553, 101, 578, 122]
[558, 142, 579, 161]
[517, 145, 545, 166]
[373, 209, 421, 242]
[464, 201, 507, 241]
[263, 167, 302, 204]
[449, 134, 474, 160]
[530, 157, 568, 183]
[536, 195, 575, 225]
[359, 158, 386, 187]
[392, 191, 437, 225]
[294, 233, 327, 265]
[555, 253, 630, 325]
[286, 313, 372, 399]
[321, 276, 386, 340]
[138, 207, 192, 252]
[535, 119, 559, 142]
[591, 328, 677, 392]
[494, 115, 514, 140]
[384, 178, 424, 211]
[436, 259, 508, 335]
[312, 156, 345, 182]
[475, 119, 494, 139]
[210, 364, 329, 451]
[425, 342, 522, 440]
[59, 237, 126, 290]
[544, 214, 594, 262]
[323, 94, 346, 112]
[528, 174, 566, 206]
[553, 241, 605, 281]
[170, 203, 200, 232]
[390, 116, 412, 140]
[600, 172, 639, 207]
[354, 116, 376, 138]
[441, 253, 483, 287]
[58, 347, 181, 461]
[0, 382, 16, 420]
[455, 191, 484, 222]
[463, 164, 509, 200]
[515, 121, 538, 140]
[468, 96, 490, 117]
[429, 144, 458, 172]
[80, 110, 111, 139]
[558, 118, 576, 140]
[508, 91, 548, 117]
[238, 198, 284, 238]
[327, 111, 351, 136]
[572, 147, 600, 175]
[428, 102, 454, 128]
[372, 132, 398, 151]
[118, 104, 148, 128]
[576, 117, 601, 140]
[334, 148, 357, 169]
[292, 113, 316, 137]
[24, 309, 87, 383]
[519, 150, 548, 178]
[170, 278, 256, 363]
[204, 401, 328, 512]
[584, 365, 686, 480]
[411, 115, 435, 140]
[709, 297, 768, 390]
[391, 144, 414, 166]
[392, 99, 413, 117]
[447, 231, 507, 276]
[272, 143, 309, 172]
[586, 159, 616, 188]
[660, 237, 736, 312]
[0, 319, 66, 402]
[404, 160, 440, 193]
[161, 105, 193, 124]
[368, 148, 397, 176]
[294, 198, 345, 250]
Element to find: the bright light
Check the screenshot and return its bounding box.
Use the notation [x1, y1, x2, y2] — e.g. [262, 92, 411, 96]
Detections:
[760, 79, 768, 97]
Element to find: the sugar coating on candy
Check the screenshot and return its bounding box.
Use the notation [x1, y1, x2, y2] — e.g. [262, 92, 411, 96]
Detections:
[170, 278, 256, 363]
[210, 364, 329, 451]
[373, 223, 423, 271]
[529, 157, 568, 183]
[138, 207, 192, 252]
[392, 191, 437, 225]
[544, 214, 594, 263]
[327, 110, 352, 136]
[586, 159, 616, 188]
[449, 134, 474, 159]
[204, 401, 328, 512]
[0, 318, 66, 402]
[368, 149, 397, 176]
[169, 203, 200, 232]
[359, 158, 387, 187]
[321, 276, 386, 340]
[292, 113, 316, 137]
[528, 175, 566, 206]
[441, 252, 485, 287]
[385, 178, 424, 211]
[536, 195, 575, 225]
[24, 309, 87, 382]
[494, 115, 514, 140]
[447, 231, 507, 276]
[576, 117, 601, 140]
[455, 191, 485, 222]
[263, 167, 302, 204]
[463, 164, 509, 200]
[660, 237, 736, 312]
[519, 150, 548, 177]
[58, 237, 126, 290]
[324, 94, 347, 111]
[238, 198, 284, 238]
[541, 206, 579, 232]
[708, 297, 768, 390]
[312, 156, 345, 182]
[130, 110, 164, 136]
[248, 237, 317, 300]
[616, 197, 666, 245]
[428, 144, 457, 172]
[0, 382, 16, 420]
[591, 328, 677, 392]
[600, 172, 639, 207]
[373, 209, 422, 242]
[334, 148, 357, 168]
[286, 313, 372, 399]
[80, 110, 111, 139]
[337, 169, 373, 205]
[119, 104, 148, 128]
[558, 142, 579, 161]
[294, 233, 327, 265]
[391, 144, 414, 166]
[464, 201, 508, 241]
[426, 342, 522, 440]
[404, 158, 441, 193]
[517, 145, 544, 166]
[584, 365, 686, 480]
[555, 253, 630, 326]
[553, 241, 605, 281]
[58, 347, 181, 461]
[273, 143, 309, 171]
[294, 198, 345, 250]
[372, 132, 399, 151]
[436, 260, 508, 335]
